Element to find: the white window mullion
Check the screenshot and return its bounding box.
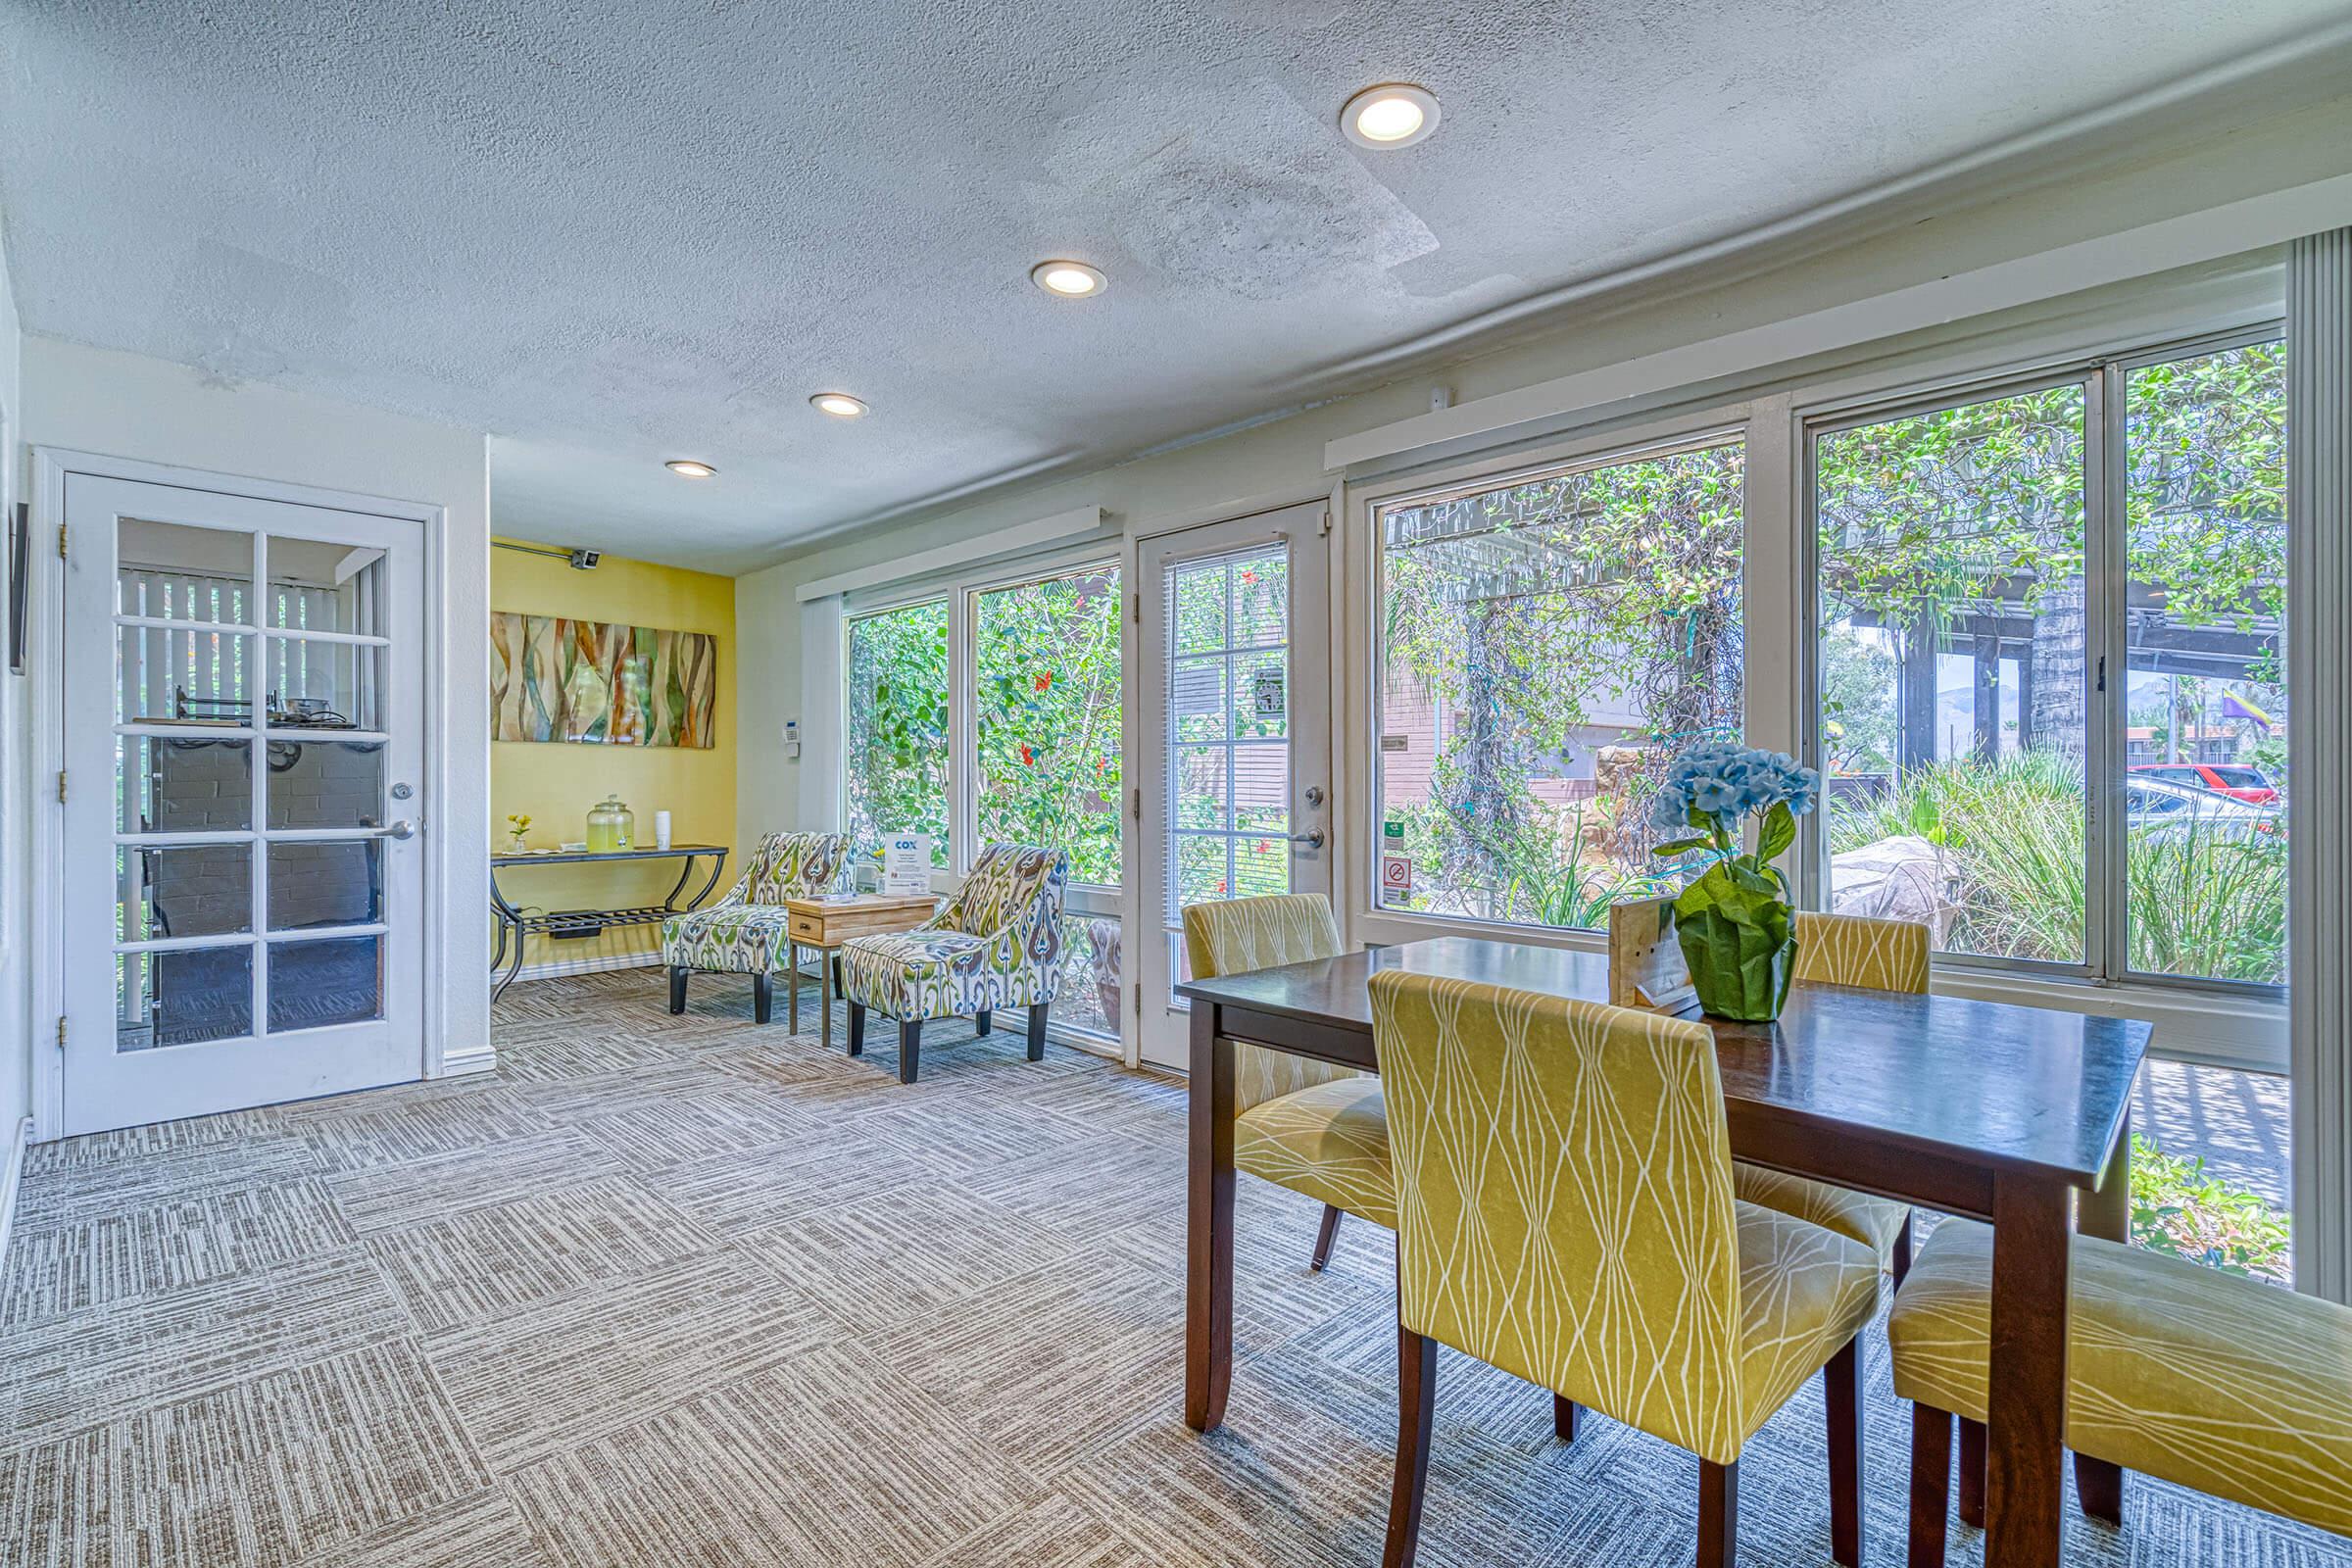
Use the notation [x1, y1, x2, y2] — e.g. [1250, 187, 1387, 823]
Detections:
[2083, 366, 2130, 989]
[948, 587, 977, 883]
[2288, 226, 2352, 1304]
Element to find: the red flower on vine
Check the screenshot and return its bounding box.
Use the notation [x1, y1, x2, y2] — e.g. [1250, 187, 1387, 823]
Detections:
[1240, 569, 1257, 584]
[1018, 744, 1035, 765]
[1214, 879, 1228, 895]
[1034, 673, 1053, 692]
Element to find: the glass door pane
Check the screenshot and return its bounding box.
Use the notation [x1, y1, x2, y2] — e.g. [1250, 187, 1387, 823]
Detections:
[1161, 547, 1290, 1004]
[111, 515, 261, 1054]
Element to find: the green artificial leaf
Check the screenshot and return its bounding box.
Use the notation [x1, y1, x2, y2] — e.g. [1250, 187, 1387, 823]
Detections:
[1649, 835, 1712, 858]
[1757, 800, 1795, 862]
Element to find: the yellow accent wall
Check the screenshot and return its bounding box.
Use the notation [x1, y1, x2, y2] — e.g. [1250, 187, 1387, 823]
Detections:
[491, 539, 738, 971]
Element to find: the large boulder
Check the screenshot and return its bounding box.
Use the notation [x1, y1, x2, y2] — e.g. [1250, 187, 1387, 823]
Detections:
[1829, 835, 1959, 945]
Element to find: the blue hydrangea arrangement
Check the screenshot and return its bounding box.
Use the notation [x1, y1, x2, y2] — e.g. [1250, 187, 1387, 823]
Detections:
[1647, 743, 1821, 1021]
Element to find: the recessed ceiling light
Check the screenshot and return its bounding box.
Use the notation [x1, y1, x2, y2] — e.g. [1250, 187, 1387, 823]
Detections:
[1342, 83, 1440, 149]
[664, 459, 717, 478]
[1031, 260, 1107, 298]
[809, 393, 868, 418]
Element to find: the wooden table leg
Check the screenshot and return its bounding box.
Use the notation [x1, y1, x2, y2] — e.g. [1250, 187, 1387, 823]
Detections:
[1185, 1001, 1236, 1433]
[2074, 1106, 2130, 1524]
[787, 940, 800, 1035]
[1986, 1171, 2073, 1568]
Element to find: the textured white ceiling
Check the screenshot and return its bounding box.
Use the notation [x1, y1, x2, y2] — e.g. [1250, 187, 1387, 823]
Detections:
[2, 1, 2347, 573]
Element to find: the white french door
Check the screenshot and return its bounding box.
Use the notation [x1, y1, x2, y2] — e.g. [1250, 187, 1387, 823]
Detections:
[61, 474, 427, 1134]
[1135, 501, 1332, 1069]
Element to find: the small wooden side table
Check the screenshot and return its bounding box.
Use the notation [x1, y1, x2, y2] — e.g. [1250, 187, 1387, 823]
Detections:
[783, 893, 940, 1051]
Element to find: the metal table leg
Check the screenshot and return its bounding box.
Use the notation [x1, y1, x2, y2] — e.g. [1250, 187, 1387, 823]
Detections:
[787, 940, 801, 1035]
[817, 945, 833, 1052]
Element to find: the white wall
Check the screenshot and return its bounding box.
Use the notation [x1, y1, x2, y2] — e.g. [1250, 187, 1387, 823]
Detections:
[738, 89, 2352, 848]
[16, 335, 493, 1121]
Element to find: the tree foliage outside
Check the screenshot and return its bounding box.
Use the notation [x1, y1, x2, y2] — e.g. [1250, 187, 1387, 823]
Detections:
[1378, 439, 1744, 927]
[973, 567, 1122, 885]
[846, 600, 950, 866]
[845, 569, 1123, 888]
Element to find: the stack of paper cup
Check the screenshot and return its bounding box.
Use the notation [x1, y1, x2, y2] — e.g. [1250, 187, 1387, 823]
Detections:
[654, 810, 672, 851]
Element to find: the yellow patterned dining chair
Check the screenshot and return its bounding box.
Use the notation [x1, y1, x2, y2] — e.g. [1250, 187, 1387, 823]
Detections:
[1370, 970, 1881, 1568]
[1733, 910, 1929, 1287]
[1181, 894, 1389, 1272]
[1890, 1218, 2352, 1563]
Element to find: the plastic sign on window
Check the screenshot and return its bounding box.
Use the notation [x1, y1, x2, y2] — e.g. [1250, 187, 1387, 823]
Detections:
[1381, 853, 1414, 902]
[881, 835, 932, 896]
[1251, 667, 1286, 719]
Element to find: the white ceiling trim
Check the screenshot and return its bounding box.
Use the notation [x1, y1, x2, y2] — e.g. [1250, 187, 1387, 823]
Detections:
[793, 506, 1105, 602]
[1327, 170, 2352, 473]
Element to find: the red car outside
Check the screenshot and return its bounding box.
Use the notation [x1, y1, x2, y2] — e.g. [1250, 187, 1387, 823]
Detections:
[2129, 761, 2278, 805]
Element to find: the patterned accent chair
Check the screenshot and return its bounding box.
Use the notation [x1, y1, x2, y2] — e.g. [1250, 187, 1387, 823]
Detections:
[662, 831, 851, 1022]
[1892, 1218, 2352, 1562]
[840, 844, 1068, 1085]
[1370, 969, 1880, 1568]
[1181, 894, 1385, 1272]
[1733, 911, 1930, 1285]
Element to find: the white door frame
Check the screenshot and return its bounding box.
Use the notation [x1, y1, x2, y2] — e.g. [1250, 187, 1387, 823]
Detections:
[1131, 498, 1335, 1071]
[29, 448, 452, 1140]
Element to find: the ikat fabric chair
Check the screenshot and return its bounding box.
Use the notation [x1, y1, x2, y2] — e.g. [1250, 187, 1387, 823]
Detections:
[662, 831, 851, 1022]
[839, 843, 1068, 1084]
[1180, 894, 1386, 1271]
[1890, 1217, 2352, 1562]
[1733, 910, 1929, 1284]
[1369, 969, 1881, 1568]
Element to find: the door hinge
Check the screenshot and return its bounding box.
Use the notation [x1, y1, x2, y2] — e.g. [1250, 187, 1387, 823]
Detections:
[55, 769, 67, 804]
[1130, 785, 1142, 821]
[1130, 590, 1140, 624]
[1317, 507, 1332, 537]
[55, 1016, 66, 1051]
[1133, 981, 1143, 1019]
[56, 518, 68, 560]
[2095, 656, 2107, 694]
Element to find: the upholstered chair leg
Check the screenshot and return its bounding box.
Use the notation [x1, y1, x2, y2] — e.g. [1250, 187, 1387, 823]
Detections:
[753, 971, 773, 1025]
[1310, 1204, 1344, 1271]
[1026, 1003, 1048, 1061]
[1553, 1395, 1579, 1444]
[667, 965, 687, 1014]
[1384, 1326, 1438, 1568]
[1696, 1459, 1739, 1568]
[1892, 1209, 1915, 1289]
[899, 1018, 923, 1085]
[847, 1002, 866, 1055]
[1957, 1417, 1986, 1529]
[1908, 1403, 1953, 1568]
[973, 1009, 992, 1036]
[1826, 1337, 1863, 1567]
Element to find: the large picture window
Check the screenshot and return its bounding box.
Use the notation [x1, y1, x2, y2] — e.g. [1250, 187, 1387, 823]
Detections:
[1375, 436, 1744, 930]
[844, 599, 950, 865]
[1811, 336, 2285, 990]
[972, 564, 1123, 886]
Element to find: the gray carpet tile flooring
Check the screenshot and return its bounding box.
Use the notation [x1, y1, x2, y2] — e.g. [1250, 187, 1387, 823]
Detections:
[0, 967, 2343, 1566]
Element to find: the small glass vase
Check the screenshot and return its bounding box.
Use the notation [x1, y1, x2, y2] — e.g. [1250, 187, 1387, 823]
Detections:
[1674, 897, 1799, 1023]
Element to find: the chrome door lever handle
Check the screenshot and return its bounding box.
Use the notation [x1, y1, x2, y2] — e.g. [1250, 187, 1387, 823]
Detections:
[380, 819, 417, 841]
[1287, 829, 1325, 851]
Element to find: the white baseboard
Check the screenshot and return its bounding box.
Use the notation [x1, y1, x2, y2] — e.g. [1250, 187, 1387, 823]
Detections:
[0, 1115, 31, 1281]
[496, 950, 664, 987]
[438, 1045, 499, 1078]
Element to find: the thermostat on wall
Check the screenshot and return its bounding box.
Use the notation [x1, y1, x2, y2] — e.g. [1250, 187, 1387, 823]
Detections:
[783, 718, 801, 760]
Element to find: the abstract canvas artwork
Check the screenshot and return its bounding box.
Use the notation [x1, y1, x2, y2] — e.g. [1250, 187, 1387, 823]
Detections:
[490, 612, 716, 747]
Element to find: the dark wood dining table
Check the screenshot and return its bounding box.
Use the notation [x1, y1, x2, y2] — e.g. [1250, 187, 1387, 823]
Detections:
[1178, 937, 2149, 1568]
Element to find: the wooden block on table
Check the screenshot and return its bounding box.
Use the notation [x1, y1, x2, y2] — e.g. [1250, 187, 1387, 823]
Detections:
[1608, 896, 1698, 1015]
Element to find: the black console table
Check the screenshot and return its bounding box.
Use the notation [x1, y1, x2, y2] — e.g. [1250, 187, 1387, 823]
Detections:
[489, 844, 728, 1000]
